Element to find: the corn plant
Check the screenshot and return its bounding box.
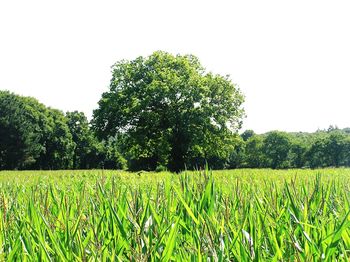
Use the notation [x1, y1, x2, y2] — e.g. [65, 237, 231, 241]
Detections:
[0, 169, 349, 261]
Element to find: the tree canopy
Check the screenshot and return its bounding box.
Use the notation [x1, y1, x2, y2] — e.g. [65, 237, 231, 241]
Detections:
[92, 51, 245, 171]
[2, 52, 350, 172]
[0, 92, 127, 170]
[0, 91, 74, 169]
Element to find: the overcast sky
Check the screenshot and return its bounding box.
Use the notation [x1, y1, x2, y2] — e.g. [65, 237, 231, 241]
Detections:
[1, 0, 349, 133]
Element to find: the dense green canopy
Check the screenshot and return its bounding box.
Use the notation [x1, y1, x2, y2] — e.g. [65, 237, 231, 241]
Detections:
[0, 91, 74, 169]
[1, 52, 350, 171]
[92, 51, 245, 171]
[0, 91, 124, 170]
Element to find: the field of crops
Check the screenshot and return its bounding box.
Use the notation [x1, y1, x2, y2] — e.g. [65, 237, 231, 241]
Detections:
[0, 169, 350, 261]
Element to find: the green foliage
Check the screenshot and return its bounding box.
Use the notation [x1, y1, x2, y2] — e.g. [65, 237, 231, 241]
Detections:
[262, 131, 291, 169]
[240, 129, 255, 141]
[244, 135, 266, 168]
[66, 111, 108, 169]
[0, 91, 128, 171]
[0, 91, 74, 170]
[288, 139, 308, 168]
[0, 169, 350, 260]
[235, 128, 350, 169]
[227, 136, 246, 168]
[92, 51, 245, 171]
[99, 136, 127, 169]
[305, 131, 350, 168]
[0, 91, 46, 169]
[35, 108, 75, 169]
[3, 60, 350, 171]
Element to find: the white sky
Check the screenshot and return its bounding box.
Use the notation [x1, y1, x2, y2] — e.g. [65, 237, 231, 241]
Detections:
[1, 0, 350, 134]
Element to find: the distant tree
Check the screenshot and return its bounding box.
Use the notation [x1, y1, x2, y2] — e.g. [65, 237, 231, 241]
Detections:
[241, 130, 255, 141]
[66, 111, 127, 170]
[324, 131, 349, 167]
[228, 136, 246, 168]
[342, 127, 350, 134]
[306, 135, 328, 168]
[244, 135, 265, 168]
[262, 131, 291, 169]
[0, 91, 47, 169]
[99, 136, 127, 170]
[342, 138, 350, 166]
[34, 108, 75, 169]
[327, 125, 339, 132]
[66, 111, 97, 169]
[288, 140, 307, 168]
[0, 91, 74, 170]
[92, 51, 245, 171]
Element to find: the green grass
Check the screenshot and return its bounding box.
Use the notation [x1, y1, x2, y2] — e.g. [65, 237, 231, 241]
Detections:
[0, 169, 350, 261]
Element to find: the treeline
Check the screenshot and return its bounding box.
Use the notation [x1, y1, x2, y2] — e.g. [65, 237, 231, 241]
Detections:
[2, 91, 350, 171]
[2, 52, 350, 171]
[229, 127, 350, 169]
[0, 91, 125, 170]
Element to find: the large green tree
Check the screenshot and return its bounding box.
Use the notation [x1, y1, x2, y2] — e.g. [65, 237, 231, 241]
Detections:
[0, 91, 74, 170]
[0, 91, 47, 169]
[92, 51, 245, 171]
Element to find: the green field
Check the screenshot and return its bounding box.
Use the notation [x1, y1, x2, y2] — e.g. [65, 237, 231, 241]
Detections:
[1, 169, 350, 261]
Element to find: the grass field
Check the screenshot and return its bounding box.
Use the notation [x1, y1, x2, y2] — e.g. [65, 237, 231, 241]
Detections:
[0, 169, 350, 261]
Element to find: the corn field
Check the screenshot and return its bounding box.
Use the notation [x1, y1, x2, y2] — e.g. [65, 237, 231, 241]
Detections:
[0, 169, 350, 261]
